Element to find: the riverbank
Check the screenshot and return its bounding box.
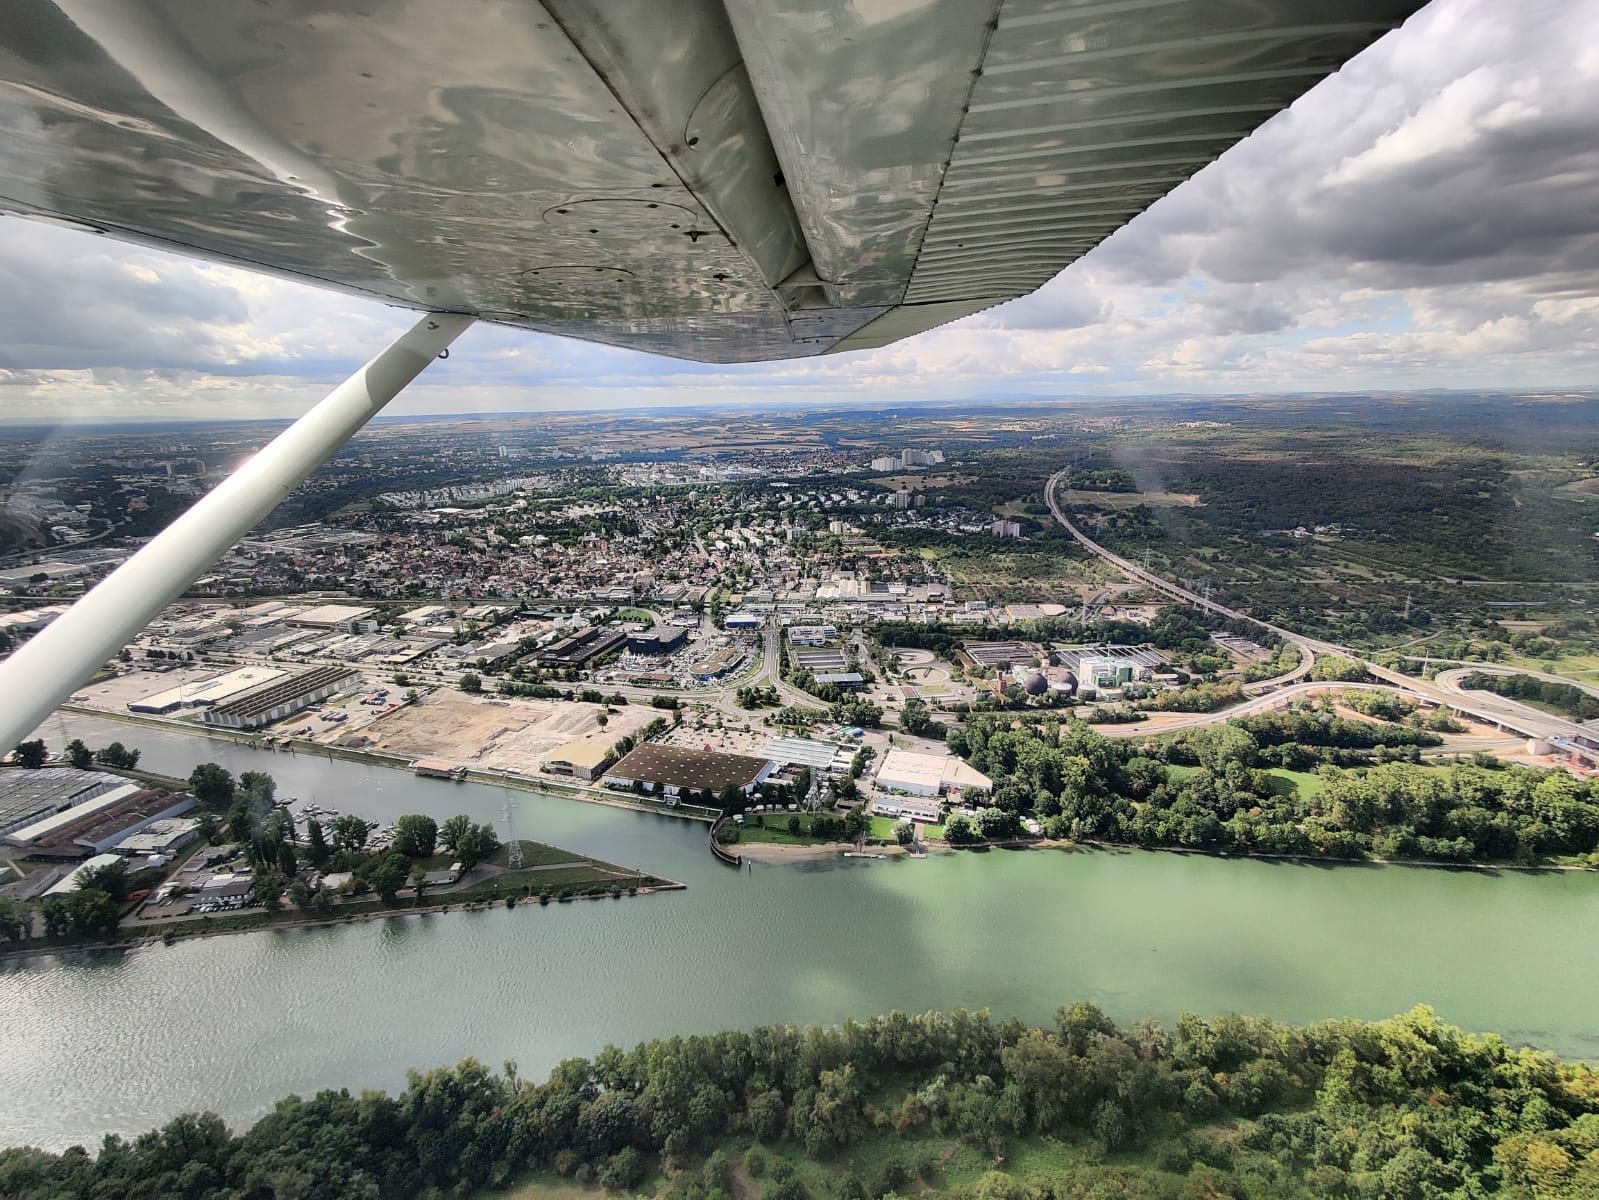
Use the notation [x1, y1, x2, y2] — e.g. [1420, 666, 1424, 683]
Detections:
[1, 865, 686, 965]
[735, 829, 1597, 873]
[60, 703, 718, 822]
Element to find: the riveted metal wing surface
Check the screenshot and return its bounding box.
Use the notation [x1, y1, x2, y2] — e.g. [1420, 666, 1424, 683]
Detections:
[0, 0, 1425, 363]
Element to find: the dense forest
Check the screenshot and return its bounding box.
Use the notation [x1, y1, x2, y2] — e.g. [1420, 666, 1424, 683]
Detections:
[4, 1005, 1597, 1199]
[947, 711, 1599, 863]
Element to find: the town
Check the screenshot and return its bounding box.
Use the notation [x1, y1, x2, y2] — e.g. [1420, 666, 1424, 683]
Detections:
[4, 395, 1599, 951]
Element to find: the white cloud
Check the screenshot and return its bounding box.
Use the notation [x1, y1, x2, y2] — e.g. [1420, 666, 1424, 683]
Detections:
[1, 0, 1598, 421]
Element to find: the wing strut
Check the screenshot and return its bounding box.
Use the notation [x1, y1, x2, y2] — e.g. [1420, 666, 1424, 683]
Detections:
[0, 311, 473, 754]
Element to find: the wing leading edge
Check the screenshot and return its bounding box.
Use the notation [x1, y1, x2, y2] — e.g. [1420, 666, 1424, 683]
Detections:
[0, 0, 1424, 364]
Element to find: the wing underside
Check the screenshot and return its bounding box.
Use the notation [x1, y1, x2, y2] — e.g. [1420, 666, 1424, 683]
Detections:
[0, 0, 1424, 363]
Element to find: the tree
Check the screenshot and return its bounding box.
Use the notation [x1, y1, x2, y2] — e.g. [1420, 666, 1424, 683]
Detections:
[239, 771, 276, 805]
[901, 697, 933, 736]
[597, 1146, 643, 1192]
[189, 763, 235, 806]
[12, 739, 46, 769]
[366, 853, 410, 902]
[453, 822, 500, 871]
[77, 858, 130, 902]
[392, 814, 438, 858]
[0, 897, 31, 943]
[894, 820, 915, 846]
[95, 742, 140, 769]
[65, 739, 93, 770]
[304, 819, 329, 866]
[252, 870, 286, 913]
[459, 672, 483, 694]
[331, 814, 375, 856]
[410, 867, 429, 905]
[439, 814, 473, 853]
[944, 814, 980, 845]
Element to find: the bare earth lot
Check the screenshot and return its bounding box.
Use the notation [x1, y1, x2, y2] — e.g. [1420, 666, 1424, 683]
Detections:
[357, 692, 656, 775]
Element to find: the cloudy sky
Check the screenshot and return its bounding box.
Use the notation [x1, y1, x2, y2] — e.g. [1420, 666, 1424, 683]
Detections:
[2, 0, 1597, 423]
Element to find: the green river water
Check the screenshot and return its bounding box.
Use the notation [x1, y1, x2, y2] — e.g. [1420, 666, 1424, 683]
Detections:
[2, 715, 1597, 1151]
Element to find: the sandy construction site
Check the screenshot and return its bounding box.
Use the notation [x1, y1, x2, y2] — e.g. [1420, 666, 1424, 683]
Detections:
[357, 691, 657, 775]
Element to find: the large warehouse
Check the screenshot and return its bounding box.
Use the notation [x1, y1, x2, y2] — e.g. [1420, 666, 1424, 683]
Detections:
[543, 739, 617, 782]
[603, 745, 773, 799]
[0, 769, 131, 837]
[875, 749, 993, 798]
[128, 665, 285, 714]
[202, 665, 359, 729]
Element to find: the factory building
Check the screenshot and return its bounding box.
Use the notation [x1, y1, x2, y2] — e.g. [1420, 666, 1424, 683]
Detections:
[963, 640, 1036, 668]
[626, 626, 688, 656]
[535, 626, 627, 668]
[128, 665, 286, 714]
[283, 604, 378, 631]
[543, 739, 617, 782]
[603, 745, 773, 799]
[874, 749, 993, 798]
[202, 665, 360, 730]
[7, 787, 197, 858]
[0, 769, 129, 837]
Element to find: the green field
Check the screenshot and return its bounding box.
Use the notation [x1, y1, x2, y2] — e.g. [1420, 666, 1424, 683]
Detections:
[1266, 767, 1326, 800]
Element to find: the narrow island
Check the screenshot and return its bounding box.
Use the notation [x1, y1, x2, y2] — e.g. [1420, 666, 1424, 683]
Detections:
[0, 750, 678, 958]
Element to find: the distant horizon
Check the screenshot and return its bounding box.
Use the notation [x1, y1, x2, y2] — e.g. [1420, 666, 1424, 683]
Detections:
[2, 385, 1596, 436]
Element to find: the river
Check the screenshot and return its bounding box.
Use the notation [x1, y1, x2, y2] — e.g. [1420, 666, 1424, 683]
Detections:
[4, 714, 1599, 1151]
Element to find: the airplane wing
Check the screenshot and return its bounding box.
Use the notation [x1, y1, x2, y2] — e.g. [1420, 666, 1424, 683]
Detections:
[0, 0, 1423, 364]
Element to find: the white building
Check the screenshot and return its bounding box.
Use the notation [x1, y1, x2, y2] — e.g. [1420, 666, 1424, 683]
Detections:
[788, 625, 836, 646]
[872, 794, 943, 823]
[875, 748, 993, 798]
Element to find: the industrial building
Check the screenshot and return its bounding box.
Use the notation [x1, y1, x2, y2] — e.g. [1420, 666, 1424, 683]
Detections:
[7, 787, 197, 859]
[0, 768, 129, 836]
[874, 749, 993, 798]
[113, 817, 201, 857]
[787, 625, 836, 647]
[791, 646, 848, 672]
[759, 736, 845, 774]
[535, 626, 627, 668]
[603, 745, 773, 798]
[688, 646, 745, 681]
[814, 671, 866, 691]
[543, 739, 617, 782]
[43, 853, 124, 897]
[284, 603, 378, 631]
[963, 640, 1036, 668]
[202, 665, 360, 729]
[1055, 645, 1167, 672]
[723, 612, 763, 630]
[626, 626, 688, 656]
[128, 665, 286, 714]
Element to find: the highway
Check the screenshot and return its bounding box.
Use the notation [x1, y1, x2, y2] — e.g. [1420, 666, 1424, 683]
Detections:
[1044, 469, 1599, 760]
[1045, 469, 1326, 689]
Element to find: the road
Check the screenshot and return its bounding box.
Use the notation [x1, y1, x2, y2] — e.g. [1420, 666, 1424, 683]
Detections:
[1044, 469, 1599, 757]
[1044, 469, 1327, 688]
